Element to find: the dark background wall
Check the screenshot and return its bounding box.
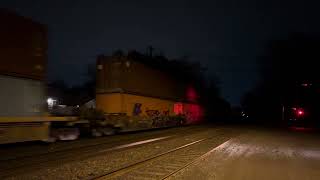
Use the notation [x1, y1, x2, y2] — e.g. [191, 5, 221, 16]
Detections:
[0, 10, 47, 80]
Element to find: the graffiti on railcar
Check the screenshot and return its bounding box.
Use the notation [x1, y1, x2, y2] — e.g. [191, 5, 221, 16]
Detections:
[162, 110, 169, 116]
[145, 109, 170, 117]
[0, 128, 4, 137]
[132, 103, 142, 116]
[145, 109, 160, 117]
[132, 103, 170, 117]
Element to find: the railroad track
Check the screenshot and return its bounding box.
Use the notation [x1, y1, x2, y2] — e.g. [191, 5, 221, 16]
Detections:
[87, 132, 230, 180]
[0, 126, 199, 161]
[0, 126, 215, 178]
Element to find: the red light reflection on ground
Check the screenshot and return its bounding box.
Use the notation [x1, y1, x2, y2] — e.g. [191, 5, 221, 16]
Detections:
[289, 127, 314, 132]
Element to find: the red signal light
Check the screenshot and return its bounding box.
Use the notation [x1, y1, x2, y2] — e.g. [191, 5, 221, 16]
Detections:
[296, 108, 304, 116]
[292, 107, 304, 117]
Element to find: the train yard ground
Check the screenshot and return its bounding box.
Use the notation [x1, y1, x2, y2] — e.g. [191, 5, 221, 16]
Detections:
[1, 124, 320, 180]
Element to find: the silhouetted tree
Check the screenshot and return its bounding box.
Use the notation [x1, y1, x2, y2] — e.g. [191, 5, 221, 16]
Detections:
[202, 76, 231, 121]
[112, 49, 125, 57]
[242, 33, 320, 123]
[83, 62, 96, 98]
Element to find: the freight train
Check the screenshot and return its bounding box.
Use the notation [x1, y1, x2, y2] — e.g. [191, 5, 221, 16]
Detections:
[91, 54, 204, 135]
[0, 10, 83, 144]
[96, 54, 203, 124]
[0, 10, 203, 144]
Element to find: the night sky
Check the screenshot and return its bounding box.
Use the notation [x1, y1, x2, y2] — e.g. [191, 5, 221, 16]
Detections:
[1, 1, 319, 105]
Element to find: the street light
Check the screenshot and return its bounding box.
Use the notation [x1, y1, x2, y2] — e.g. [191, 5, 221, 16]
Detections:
[47, 97, 57, 109]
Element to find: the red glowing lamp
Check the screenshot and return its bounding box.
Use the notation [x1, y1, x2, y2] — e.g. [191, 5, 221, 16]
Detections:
[296, 109, 304, 116]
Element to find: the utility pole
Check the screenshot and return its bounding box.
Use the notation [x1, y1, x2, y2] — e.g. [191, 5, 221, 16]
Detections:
[147, 46, 154, 57]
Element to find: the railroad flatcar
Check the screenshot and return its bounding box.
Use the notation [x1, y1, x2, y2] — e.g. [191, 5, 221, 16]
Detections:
[96, 54, 203, 125]
[0, 10, 80, 144]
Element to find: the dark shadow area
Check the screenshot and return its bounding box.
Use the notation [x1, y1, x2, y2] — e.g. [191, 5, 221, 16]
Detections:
[241, 33, 320, 128]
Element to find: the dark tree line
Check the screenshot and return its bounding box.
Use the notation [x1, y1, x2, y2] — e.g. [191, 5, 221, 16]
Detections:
[48, 63, 96, 106]
[241, 33, 320, 124]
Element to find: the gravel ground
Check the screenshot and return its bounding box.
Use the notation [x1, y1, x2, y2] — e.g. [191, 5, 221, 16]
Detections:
[103, 131, 239, 180]
[0, 127, 203, 174]
[0, 126, 196, 161]
[167, 128, 320, 180]
[2, 126, 231, 179]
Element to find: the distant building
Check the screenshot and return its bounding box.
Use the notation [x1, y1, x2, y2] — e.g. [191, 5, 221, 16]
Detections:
[47, 83, 95, 107]
[83, 99, 96, 109]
